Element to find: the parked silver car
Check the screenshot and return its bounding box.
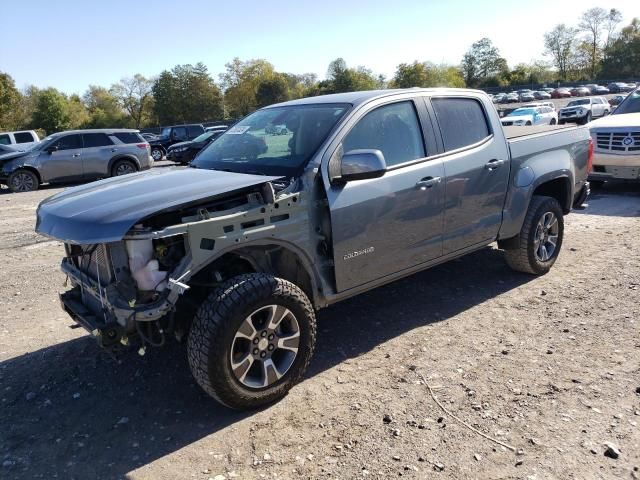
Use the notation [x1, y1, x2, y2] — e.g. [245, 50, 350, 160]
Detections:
[0, 129, 152, 192]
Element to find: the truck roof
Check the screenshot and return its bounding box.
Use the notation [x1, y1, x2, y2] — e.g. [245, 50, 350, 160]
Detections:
[270, 88, 487, 108]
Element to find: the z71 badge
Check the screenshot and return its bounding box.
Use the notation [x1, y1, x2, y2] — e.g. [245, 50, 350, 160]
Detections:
[343, 247, 375, 261]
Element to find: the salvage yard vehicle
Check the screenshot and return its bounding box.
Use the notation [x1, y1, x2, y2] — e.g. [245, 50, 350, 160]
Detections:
[36, 88, 591, 410]
[558, 97, 610, 125]
[588, 87, 640, 185]
[1, 129, 152, 192]
[148, 124, 205, 161]
[500, 106, 557, 126]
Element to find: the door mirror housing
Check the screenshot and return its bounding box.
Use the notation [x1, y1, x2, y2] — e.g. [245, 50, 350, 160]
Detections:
[46, 145, 59, 154]
[332, 149, 387, 184]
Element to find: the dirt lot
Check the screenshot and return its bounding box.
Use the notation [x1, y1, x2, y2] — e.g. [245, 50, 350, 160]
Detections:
[1, 182, 639, 480]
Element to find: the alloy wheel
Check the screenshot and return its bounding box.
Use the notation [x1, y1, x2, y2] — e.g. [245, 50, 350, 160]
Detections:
[534, 212, 559, 262]
[115, 162, 135, 176]
[10, 172, 35, 192]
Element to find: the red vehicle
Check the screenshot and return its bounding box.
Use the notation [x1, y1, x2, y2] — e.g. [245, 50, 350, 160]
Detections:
[551, 88, 572, 98]
[570, 87, 590, 97]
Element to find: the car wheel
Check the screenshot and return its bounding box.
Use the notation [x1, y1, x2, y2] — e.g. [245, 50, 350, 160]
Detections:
[526, 121, 532, 126]
[187, 273, 317, 410]
[581, 112, 592, 125]
[111, 159, 137, 177]
[8, 169, 39, 193]
[550, 118, 557, 125]
[603, 109, 610, 116]
[151, 148, 163, 161]
[504, 195, 564, 275]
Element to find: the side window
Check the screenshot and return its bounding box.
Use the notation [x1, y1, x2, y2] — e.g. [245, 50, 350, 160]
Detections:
[0, 134, 10, 145]
[342, 101, 425, 167]
[432, 98, 491, 151]
[188, 126, 203, 138]
[14, 132, 34, 143]
[83, 133, 114, 148]
[173, 127, 187, 141]
[53, 134, 83, 150]
[112, 132, 144, 144]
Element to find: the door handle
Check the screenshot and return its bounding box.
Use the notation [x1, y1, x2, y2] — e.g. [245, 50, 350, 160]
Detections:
[72, 153, 81, 157]
[416, 176, 442, 190]
[111, 148, 118, 152]
[485, 159, 505, 170]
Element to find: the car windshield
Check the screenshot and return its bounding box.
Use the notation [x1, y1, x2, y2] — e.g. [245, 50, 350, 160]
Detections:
[192, 103, 350, 177]
[567, 99, 590, 107]
[192, 131, 215, 143]
[160, 127, 172, 138]
[27, 135, 58, 151]
[509, 108, 537, 116]
[613, 89, 640, 115]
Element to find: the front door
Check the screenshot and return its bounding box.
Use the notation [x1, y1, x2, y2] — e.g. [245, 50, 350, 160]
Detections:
[38, 133, 83, 183]
[325, 100, 445, 292]
[429, 96, 510, 254]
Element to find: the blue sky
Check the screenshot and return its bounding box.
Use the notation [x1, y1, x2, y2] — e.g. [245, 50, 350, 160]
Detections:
[1, 0, 637, 94]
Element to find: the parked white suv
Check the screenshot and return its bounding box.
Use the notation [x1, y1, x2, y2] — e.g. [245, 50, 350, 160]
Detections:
[588, 88, 640, 185]
[0, 130, 40, 148]
[558, 97, 610, 125]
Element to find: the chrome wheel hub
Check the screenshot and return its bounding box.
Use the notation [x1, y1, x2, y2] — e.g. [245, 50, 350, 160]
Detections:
[230, 305, 300, 389]
[534, 211, 559, 262]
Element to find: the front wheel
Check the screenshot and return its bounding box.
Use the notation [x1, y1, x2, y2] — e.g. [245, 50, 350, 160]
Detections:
[526, 121, 532, 126]
[8, 169, 39, 193]
[581, 112, 592, 125]
[187, 273, 316, 410]
[504, 196, 564, 275]
[549, 118, 557, 125]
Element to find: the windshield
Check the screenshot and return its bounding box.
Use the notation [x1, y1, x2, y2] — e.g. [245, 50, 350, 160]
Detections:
[613, 89, 640, 115]
[160, 127, 171, 138]
[192, 103, 350, 177]
[567, 99, 590, 107]
[27, 135, 58, 151]
[192, 131, 215, 143]
[509, 108, 537, 117]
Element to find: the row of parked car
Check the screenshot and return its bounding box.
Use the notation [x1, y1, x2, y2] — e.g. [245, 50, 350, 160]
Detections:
[500, 96, 613, 127]
[490, 82, 638, 104]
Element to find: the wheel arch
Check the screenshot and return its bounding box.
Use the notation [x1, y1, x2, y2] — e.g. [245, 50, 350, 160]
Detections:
[10, 165, 43, 184]
[108, 154, 141, 174]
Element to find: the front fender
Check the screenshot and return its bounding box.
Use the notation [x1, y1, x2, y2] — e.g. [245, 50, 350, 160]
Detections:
[0, 155, 42, 182]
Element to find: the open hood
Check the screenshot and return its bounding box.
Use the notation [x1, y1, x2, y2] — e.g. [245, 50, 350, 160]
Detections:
[36, 167, 281, 244]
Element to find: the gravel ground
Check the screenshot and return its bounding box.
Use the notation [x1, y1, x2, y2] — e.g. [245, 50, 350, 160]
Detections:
[0, 182, 639, 480]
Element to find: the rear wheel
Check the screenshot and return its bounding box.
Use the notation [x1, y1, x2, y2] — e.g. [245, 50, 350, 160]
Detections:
[187, 273, 316, 410]
[549, 118, 557, 125]
[151, 147, 163, 162]
[8, 169, 39, 193]
[111, 159, 137, 177]
[504, 196, 564, 275]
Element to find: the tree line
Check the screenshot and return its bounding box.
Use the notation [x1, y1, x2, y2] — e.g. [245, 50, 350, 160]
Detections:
[0, 7, 637, 136]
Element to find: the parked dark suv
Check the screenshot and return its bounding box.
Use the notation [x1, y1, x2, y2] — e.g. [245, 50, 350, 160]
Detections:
[166, 129, 225, 165]
[148, 124, 205, 161]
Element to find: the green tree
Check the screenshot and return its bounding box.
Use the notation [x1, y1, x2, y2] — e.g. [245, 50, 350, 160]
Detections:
[544, 24, 578, 81]
[83, 85, 126, 128]
[0, 72, 23, 130]
[461, 38, 508, 87]
[221, 58, 276, 118]
[154, 63, 223, 124]
[67, 94, 90, 129]
[111, 74, 154, 128]
[256, 74, 290, 108]
[391, 62, 465, 88]
[320, 58, 378, 94]
[31, 88, 70, 134]
[579, 7, 609, 78]
[601, 18, 640, 78]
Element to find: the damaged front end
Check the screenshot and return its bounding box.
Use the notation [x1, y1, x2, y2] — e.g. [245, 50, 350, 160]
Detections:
[38, 169, 309, 352]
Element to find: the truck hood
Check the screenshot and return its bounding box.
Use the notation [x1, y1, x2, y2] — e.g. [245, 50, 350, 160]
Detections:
[36, 167, 281, 244]
[589, 112, 640, 129]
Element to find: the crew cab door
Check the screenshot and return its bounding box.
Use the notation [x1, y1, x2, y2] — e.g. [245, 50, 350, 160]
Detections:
[324, 98, 445, 292]
[428, 96, 510, 254]
[81, 132, 117, 178]
[38, 133, 84, 182]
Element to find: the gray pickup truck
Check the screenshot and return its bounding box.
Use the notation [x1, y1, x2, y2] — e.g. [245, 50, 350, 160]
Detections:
[36, 88, 591, 409]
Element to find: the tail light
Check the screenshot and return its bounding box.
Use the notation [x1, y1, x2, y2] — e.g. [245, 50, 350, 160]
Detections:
[587, 137, 594, 173]
[137, 143, 150, 150]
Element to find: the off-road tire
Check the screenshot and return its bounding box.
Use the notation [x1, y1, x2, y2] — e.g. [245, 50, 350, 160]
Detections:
[8, 169, 39, 193]
[111, 159, 137, 177]
[187, 273, 316, 410]
[504, 195, 564, 275]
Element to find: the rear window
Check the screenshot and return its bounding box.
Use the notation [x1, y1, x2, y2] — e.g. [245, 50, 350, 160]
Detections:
[82, 133, 114, 148]
[112, 132, 144, 144]
[431, 98, 491, 151]
[14, 132, 34, 143]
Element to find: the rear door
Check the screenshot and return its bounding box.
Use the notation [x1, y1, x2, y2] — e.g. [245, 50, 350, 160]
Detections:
[429, 96, 510, 254]
[38, 134, 84, 182]
[324, 98, 445, 292]
[81, 133, 117, 178]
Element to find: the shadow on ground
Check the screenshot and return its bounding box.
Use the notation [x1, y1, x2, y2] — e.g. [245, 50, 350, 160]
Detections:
[575, 183, 640, 217]
[0, 247, 535, 479]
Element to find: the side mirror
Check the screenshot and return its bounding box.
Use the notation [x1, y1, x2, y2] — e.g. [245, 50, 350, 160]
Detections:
[46, 145, 59, 154]
[332, 149, 387, 183]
